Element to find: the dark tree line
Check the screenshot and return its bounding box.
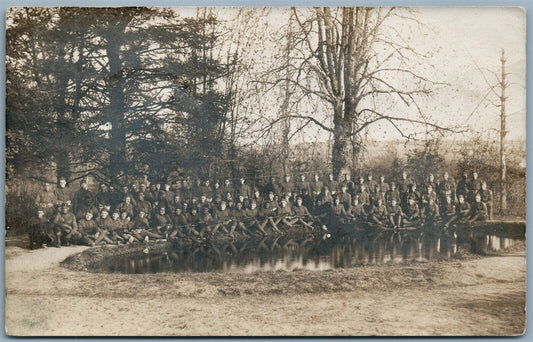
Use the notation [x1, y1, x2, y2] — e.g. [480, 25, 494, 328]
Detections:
[7, 7, 238, 184]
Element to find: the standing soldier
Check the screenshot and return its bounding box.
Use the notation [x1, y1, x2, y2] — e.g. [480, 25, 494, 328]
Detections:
[398, 171, 412, 194]
[468, 172, 482, 203]
[377, 175, 390, 194]
[456, 172, 469, 201]
[235, 177, 251, 199]
[96, 183, 112, 208]
[385, 182, 401, 206]
[323, 173, 338, 195]
[424, 173, 437, 193]
[281, 174, 295, 197]
[343, 173, 356, 196]
[264, 176, 281, 198]
[309, 174, 323, 197]
[338, 185, 353, 211]
[366, 173, 378, 195]
[54, 177, 72, 207]
[35, 182, 57, 217]
[438, 172, 455, 207]
[295, 174, 310, 195]
[479, 181, 494, 220]
[72, 180, 94, 219]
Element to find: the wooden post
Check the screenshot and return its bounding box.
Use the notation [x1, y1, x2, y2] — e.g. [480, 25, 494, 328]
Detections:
[500, 49, 507, 213]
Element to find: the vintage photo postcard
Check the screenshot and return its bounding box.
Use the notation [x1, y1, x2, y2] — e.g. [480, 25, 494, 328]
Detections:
[4, 6, 526, 336]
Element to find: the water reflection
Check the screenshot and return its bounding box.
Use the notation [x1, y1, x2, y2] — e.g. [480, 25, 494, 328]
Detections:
[92, 228, 522, 274]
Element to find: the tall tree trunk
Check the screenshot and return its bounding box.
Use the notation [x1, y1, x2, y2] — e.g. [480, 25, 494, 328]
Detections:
[332, 103, 352, 178]
[106, 32, 127, 181]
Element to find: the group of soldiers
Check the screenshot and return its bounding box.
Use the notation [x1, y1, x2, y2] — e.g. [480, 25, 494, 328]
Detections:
[29, 170, 493, 249]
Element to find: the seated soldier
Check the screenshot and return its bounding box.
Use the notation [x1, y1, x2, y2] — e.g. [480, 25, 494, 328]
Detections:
[469, 193, 489, 223]
[244, 201, 268, 236]
[479, 181, 494, 220]
[455, 194, 471, 223]
[262, 192, 282, 234]
[53, 203, 79, 247]
[442, 195, 457, 229]
[76, 211, 100, 247]
[368, 198, 388, 226]
[109, 211, 126, 243]
[387, 199, 403, 228]
[212, 202, 231, 235]
[276, 198, 295, 228]
[403, 197, 421, 226]
[348, 197, 366, 221]
[130, 210, 162, 241]
[117, 211, 139, 244]
[29, 209, 52, 249]
[94, 210, 116, 245]
[423, 197, 441, 226]
[169, 207, 190, 238]
[228, 202, 250, 237]
[151, 206, 172, 239]
[326, 196, 348, 229]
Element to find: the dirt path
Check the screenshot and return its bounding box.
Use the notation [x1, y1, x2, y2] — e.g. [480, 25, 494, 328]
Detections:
[5, 246, 526, 336]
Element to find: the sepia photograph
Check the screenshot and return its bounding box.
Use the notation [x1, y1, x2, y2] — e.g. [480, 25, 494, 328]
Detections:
[4, 6, 527, 336]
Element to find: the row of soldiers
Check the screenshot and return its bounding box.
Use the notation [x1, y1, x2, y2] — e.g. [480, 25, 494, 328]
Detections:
[29, 171, 493, 248]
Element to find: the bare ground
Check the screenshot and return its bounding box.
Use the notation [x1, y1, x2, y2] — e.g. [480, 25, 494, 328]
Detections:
[4, 244, 526, 336]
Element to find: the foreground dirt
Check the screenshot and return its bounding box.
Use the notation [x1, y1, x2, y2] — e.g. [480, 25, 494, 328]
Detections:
[5, 245, 526, 336]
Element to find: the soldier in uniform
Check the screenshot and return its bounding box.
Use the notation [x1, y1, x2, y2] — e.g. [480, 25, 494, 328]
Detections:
[212, 201, 232, 235]
[52, 203, 79, 247]
[377, 175, 390, 194]
[469, 193, 488, 223]
[309, 174, 323, 196]
[348, 197, 367, 222]
[456, 172, 469, 201]
[455, 195, 471, 223]
[438, 171, 455, 207]
[385, 182, 401, 205]
[338, 185, 353, 211]
[366, 173, 378, 195]
[264, 176, 281, 197]
[290, 197, 314, 229]
[135, 192, 153, 220]
[281, 174, 295, 197]
[387, 199, 403, 228]
[77, 211, 99, 246]
[479, 181, 494, 220]
[295, 174, 310, 195]
[54, 177, 72, 207]
[403, 198, 421, 227]
[151, 206, 172, 239]
[35, 182, 57, 217]
[323, 173, 338, 195]
[117, 195, 135, 218]
[235, 177, 251, 199]
[368, 198, 388, 226]
[94, 210, 116, 244]
[72, 180, 94, 219]
[29, 209, 51, 249]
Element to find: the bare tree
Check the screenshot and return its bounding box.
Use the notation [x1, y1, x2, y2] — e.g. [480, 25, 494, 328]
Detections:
[265, 7, 459, 177]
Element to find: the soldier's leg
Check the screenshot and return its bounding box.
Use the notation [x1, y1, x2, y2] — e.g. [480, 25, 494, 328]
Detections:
[298, 218, 313, 229]
[281, 218, 293, 227]
[268, 217, 282, 234]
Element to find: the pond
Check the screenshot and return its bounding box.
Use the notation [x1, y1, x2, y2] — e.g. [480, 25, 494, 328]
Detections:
[90, 226, 524, 274]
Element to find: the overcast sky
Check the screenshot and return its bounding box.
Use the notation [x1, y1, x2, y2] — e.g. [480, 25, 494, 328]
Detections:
[212, 6, 527, 143]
